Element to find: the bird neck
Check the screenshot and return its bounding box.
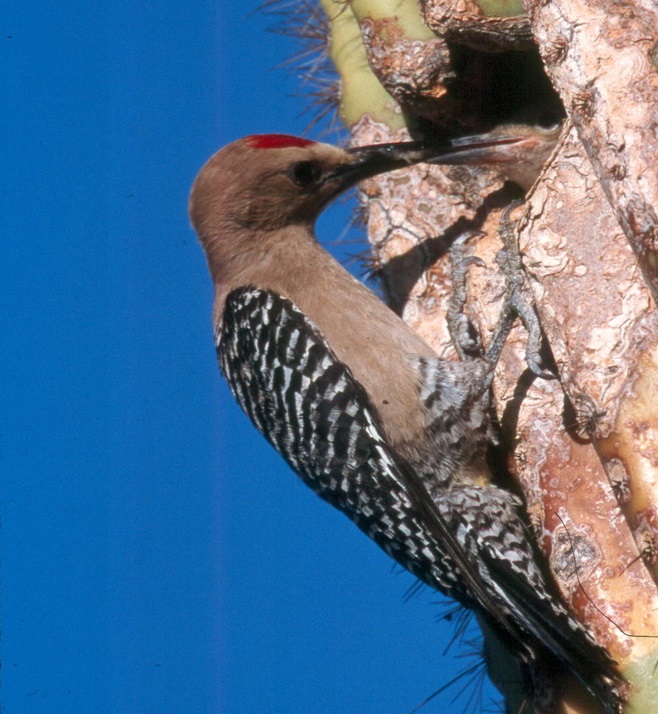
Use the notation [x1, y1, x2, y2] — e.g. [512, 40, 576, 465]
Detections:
[211, 222, 439, 457]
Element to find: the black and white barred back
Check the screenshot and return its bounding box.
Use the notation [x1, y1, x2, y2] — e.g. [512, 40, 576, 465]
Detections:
[218, 286, 472, 600]
[217, 286, 621, 713]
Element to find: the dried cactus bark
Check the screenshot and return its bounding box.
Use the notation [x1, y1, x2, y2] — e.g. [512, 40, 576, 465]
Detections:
[319, 0, 658, 711]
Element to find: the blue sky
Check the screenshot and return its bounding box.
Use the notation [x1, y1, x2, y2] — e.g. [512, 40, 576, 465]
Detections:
[3, 2, 498, 711]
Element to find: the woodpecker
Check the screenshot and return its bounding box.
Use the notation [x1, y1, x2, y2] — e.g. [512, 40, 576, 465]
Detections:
[433, 118, 563, 191]
[190, 133, 621, 712]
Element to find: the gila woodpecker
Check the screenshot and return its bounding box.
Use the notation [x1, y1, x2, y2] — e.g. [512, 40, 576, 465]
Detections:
[434, 118, 563, 191]
[189, 133, 621, 712]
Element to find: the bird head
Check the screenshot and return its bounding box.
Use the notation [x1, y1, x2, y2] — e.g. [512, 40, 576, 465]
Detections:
[190, 134, 466, 288]
[189, 133, 447, 238]
[428, 117, 563, 191]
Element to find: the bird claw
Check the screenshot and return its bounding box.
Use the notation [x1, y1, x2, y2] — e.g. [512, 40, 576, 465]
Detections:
[508, 284, 557, 380]
[487, 201, 555, 379]
[447, 230, 486, 359]
[463, 255, 486, 270]
[445, 204, 554, 379]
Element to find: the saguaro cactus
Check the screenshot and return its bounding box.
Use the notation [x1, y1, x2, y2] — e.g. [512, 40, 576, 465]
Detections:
[271, 1, 658, 710]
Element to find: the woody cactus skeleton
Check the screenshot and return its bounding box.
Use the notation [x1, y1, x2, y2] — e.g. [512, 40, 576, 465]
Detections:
[315, 0, 658, 711]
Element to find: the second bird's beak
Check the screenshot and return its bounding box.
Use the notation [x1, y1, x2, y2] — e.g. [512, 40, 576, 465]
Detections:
[335, 122, 561, 193]
[428, 123, 562, 190]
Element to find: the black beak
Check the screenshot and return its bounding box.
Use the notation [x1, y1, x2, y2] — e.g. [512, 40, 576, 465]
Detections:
[346, 140, 453, 171]
[330, 131, 546, 184]
[429, 134, 529, 166]
[330, 122, 562, 194]
[425, 129, 558, 167]
[329, 141, 453, 189]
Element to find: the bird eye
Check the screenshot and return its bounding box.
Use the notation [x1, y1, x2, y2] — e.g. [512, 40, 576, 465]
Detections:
[535, 109, 564, 131]
[287, 160, 322, 188]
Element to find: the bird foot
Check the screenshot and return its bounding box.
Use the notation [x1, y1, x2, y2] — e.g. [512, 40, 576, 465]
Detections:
[487, 200, 555, 379]
[447, 230, 486, 360]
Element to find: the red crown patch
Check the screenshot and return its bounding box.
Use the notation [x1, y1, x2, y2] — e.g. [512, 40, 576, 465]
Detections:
[245, 134, 316, 150]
